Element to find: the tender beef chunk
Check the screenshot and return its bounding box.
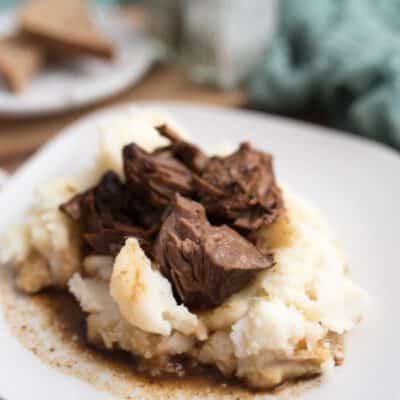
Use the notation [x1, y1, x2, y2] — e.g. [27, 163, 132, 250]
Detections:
[195, 143, 284, 231]
[153, 195, 273, 310]
[61, 130, 285, 311]
[153, 126, 283, 232]
[60, 171, 154, 256]
[123, 143, 195, 208]
[156, 124, 209, 173]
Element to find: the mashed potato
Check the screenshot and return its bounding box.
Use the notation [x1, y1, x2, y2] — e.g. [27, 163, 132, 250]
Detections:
[66, 185, 367, 388]
[0, 179, 82, 292]
[0, 111, 369, 389]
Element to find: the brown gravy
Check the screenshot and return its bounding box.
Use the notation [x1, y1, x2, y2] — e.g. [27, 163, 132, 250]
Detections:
[33, 290, 253, 391]
[0, 268, 321, 399]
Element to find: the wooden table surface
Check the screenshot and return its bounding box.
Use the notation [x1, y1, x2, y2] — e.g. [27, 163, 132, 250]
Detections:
[0, 65, 246, 172]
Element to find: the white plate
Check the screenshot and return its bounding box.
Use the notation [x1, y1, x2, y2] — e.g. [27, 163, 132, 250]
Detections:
[0, 103, 399, 400]
[0, 8, 157, 117]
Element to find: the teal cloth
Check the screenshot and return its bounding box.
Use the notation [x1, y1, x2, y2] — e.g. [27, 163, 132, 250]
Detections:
[249, 0, 400, 149]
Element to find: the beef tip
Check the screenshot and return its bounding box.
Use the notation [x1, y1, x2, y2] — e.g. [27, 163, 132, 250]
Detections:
[153, 194, 273, 310]
[60, 171, 153, 256]
[156, 124, 209, 173]
[123, 143, 194, 208]
[195, 142, 284, 231]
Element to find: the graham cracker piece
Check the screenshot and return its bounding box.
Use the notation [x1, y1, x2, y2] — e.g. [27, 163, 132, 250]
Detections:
[20, 0, 114, 60]
[0, 35, 45, 93]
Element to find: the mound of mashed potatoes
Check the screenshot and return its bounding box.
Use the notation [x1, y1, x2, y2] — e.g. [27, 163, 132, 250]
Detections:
[0, 111, 369, 389]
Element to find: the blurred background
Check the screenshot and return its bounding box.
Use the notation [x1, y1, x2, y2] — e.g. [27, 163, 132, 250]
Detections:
[0, 0, 399, 184]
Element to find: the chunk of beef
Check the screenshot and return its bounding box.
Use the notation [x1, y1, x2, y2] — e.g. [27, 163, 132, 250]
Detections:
[195, 143, 284, 231]
[60, 171, 154, 256]
[123, 143, 194, 208]
[153, 194, 273, 310]
[156, 124, 209, 173]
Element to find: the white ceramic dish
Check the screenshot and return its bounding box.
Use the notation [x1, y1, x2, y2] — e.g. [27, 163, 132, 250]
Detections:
[0, 169, 8, 189]
[0, 8, 157, 117]
[0, 103, 399, 400]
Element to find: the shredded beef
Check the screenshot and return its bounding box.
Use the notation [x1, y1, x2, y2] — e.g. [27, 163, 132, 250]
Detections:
[195, 142, 283, 231]
[156, 124, 209, 173]
[153, 195, 273, 310]
[61, 129, 285, 310]
[123, 143, 195, 208]
[60, 171, 154, 256]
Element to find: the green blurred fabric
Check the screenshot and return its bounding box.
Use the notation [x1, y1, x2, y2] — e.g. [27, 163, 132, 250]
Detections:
[249, 0, 400, 150]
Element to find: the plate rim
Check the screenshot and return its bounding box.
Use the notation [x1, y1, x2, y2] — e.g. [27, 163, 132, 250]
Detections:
[7, 101, 400, 182]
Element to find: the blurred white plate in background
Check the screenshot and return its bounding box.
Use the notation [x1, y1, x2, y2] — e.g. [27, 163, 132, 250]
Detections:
[0, 8, 157, 117]
[0, 103, 399, 399]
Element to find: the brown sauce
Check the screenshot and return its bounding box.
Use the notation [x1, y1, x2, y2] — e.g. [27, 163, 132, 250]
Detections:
[0, 268, 321, 399]
[34, 290, 250, 389]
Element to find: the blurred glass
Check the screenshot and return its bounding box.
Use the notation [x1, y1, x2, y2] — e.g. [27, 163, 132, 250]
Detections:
[144, 0, 182, 61]
[180, 0, 278, 90]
